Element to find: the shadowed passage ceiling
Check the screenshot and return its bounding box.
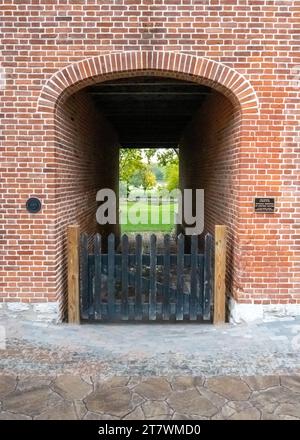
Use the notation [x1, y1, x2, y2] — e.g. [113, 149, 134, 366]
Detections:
[86, 76, 211, 148]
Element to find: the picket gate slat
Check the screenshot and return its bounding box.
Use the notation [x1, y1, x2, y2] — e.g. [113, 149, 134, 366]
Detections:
[121, 234, 129, 320]
[176, 233, 185, 321]
[94, 234, 101, 319]
[163, 234, 171, 320]
[135, 234, 143, 320]
[107, 233, 115, 320]
[190, 234, 198, 321]
[149, 234, 157, 320]
[203, 233, 213, 320]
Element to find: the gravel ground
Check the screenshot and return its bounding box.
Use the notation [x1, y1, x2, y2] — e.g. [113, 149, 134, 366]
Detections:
[1, 314, 300, 377]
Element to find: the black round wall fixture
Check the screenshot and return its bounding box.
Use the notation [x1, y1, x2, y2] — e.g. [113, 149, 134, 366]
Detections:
[26, 197, 42, 213]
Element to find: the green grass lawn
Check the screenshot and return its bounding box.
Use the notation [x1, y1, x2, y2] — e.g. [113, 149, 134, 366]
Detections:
[120, 200, 177, 233]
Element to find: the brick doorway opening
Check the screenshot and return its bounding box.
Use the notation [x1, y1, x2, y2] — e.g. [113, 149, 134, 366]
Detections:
[55, 74, 239, 318]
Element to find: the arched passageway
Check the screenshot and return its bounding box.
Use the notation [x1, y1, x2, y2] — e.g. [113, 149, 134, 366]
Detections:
[38, 52, 259, 317]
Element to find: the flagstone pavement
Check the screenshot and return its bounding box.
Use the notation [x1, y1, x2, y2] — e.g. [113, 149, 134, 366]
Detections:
[1, 374, 300, 420]
[1, 314, 300, 420]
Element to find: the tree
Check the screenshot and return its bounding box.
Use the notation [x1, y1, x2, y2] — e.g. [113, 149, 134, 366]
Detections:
[165, 163, 179, 192]
[119, 147, 178, 196]
[151, 164, 164, 181]
[157, 148, 179, 167]
[140, 165, 156, 192]
[119, 148, 143, 197]
[119, 180, 128, 198]
[130, 170, 143, 189]
[144, 148, 156, 164]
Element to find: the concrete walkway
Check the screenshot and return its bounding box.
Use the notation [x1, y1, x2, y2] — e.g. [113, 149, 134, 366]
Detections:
[0, 315, 300, 419]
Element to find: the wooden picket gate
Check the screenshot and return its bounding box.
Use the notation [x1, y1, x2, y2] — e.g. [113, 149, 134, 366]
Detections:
[67, 225, 227, 324]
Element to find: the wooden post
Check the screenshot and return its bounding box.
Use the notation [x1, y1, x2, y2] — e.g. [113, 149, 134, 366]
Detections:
[67, 225, 80, 324]
[213, 225, 227, 324]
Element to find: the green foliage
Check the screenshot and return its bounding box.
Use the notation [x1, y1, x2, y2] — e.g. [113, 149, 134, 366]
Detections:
[119, 148, 143, 182]
[119, 147, 179, 197]
[157, 148, 179, 167]
[140, 165, 156, 191]
[144, 148, 156, 164]
[130, 170, 143, 188]
[165, 163, 179, 192]
[119, 180, 128, 198]
[119, 148, 144, 197]
[129, 164, 157, 191]
[151, 164, 164, 181]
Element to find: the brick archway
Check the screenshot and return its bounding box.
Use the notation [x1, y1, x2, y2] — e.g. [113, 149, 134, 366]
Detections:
[38, 51, 259, 116]
[37, 51, 260, 319]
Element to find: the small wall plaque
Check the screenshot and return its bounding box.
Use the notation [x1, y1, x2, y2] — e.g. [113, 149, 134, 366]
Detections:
[254, 197, 275, 213]
[26, 197, 42, 213]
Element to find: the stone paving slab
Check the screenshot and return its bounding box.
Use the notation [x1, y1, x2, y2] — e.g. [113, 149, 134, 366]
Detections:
[1, 315, 300, 377]
[0, 374, 299, 420]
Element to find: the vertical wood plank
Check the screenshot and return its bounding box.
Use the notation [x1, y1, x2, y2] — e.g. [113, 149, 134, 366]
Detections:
[176, 233, 184, 320]
[94, 234, 101, 319]
[135, 234, 143, 320]
[213, 225, 227, 324]
[190, 234, 198, 320]
[203, 232, 213, 320]
[121, 234, 129, 320]
[149, 234, 157, 320]
[163, 234, 171, 320]
[198, 254, 204, 318]
[67, 225, 80, 324]
[80, 232, 88, 317]
[88, 254, 95, 320]
[107, 233, 115, 320]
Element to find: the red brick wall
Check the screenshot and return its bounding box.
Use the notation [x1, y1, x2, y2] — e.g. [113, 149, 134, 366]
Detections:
[55, 90, 119, 316]
[0, 0, 299, 311]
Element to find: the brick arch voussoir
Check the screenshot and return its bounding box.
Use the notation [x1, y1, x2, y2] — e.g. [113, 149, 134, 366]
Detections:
[37, 51, 259, 116]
